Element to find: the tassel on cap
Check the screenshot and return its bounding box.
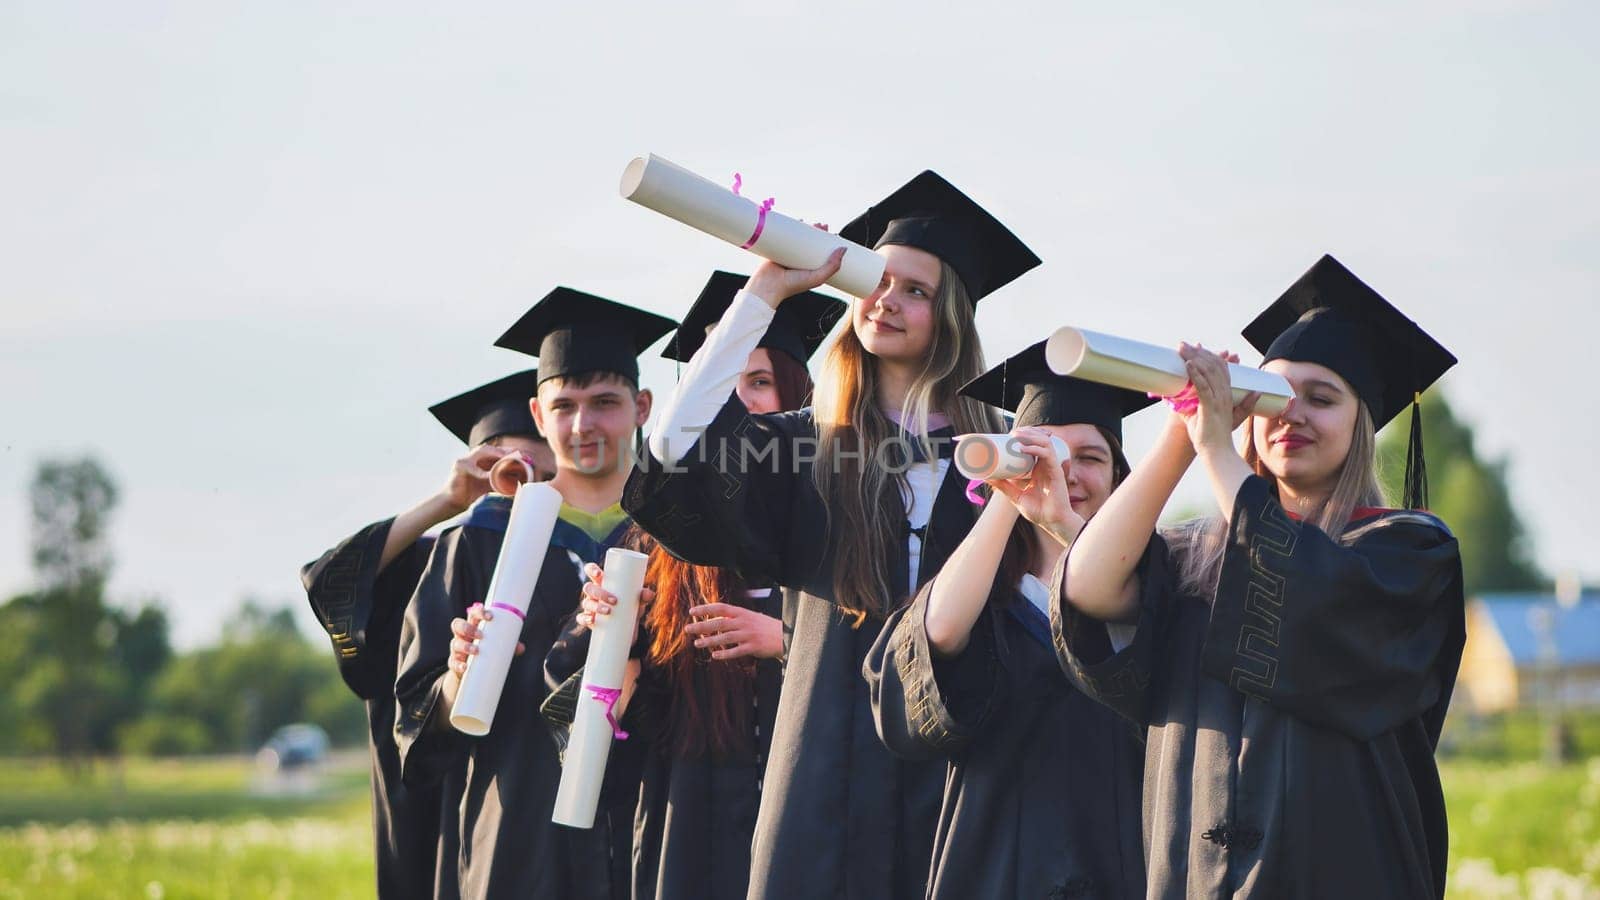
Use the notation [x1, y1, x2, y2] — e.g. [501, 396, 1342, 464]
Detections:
[1403, 391, 1428, 510]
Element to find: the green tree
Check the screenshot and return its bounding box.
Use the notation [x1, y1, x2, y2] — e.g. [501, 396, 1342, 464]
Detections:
[3, 457, 174, 768]
[21, 458, 125, 770]
[1378, 389, 1543, 595]
[143, 599, 362, 753]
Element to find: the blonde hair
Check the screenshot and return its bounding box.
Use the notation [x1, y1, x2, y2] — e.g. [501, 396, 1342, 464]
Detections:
[1176, 399, 1386, 598]
[811, 261, 1004, 619]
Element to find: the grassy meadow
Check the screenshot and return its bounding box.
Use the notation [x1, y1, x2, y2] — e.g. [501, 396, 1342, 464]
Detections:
[0, 755, 373, 899]
[2, 712, 1600, 898]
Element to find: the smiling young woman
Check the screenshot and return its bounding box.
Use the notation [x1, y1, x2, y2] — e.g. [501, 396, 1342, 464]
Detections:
[625, 172, 1040, 899]
[1050, 255, 1466, 899]
[864, 341, 1151, 899]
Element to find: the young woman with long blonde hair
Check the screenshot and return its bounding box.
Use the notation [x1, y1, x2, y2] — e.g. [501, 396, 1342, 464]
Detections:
[1049, 256, 1466, 898]
[624, 172, 1039, 899]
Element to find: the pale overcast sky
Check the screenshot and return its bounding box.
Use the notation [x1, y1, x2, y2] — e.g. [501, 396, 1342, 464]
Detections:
[2, 1, 1595, 647]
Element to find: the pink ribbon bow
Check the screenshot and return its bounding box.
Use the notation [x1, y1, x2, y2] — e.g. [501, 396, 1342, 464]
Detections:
[585, 685, 629, 740]
[1150, 382, 1200, 416]
[731, 172, 775, 250]
[965, 479, 987, 507]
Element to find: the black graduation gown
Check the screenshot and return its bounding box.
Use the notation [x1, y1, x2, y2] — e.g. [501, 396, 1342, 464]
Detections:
[624, 397, 978, 900]
[1051, 475, 1466, 899]
[865, 578, 1146, 899]
[393, 495, 641, 900]
[301, 519, 444, 900]
[544, 590, 784, 900]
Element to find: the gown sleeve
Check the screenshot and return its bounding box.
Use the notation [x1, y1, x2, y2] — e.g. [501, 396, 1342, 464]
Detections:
[1050, 530, 1174, 727]
[627, 399, 812, 583]
[392, 525, 481, 785]
[1203, 475, 1465, 742]
[300, 518, 426, 700]
[865, 576, 1005, 761]
[626, 288, 818, 588]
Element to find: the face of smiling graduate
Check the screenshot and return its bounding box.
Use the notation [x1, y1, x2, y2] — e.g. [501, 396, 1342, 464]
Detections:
[1252, 359, 1361, 496]
[532, 373, 652, 477]
[1034, 422, 1124, 521]
[853, 243, 942, 366]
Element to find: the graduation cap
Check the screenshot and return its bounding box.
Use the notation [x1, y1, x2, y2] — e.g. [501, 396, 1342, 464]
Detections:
[838, 171, 1041, 303]
[662, 271, 847, 365]
[428, 369, 543, 446]
[494, 287, 678, 386]
[1242, 254, 1457, 509]
[960, 341, 1156, 441]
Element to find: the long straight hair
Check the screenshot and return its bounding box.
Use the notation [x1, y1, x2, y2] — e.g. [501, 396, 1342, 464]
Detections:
[634, 529, 759, 760]
[1176, 399, 1387, 598]
[811, 261, 1004, 619]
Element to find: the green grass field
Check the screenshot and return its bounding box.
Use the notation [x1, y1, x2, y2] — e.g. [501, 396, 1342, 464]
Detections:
[0, 755, 373, 899]
[2, 744, 1598, 898]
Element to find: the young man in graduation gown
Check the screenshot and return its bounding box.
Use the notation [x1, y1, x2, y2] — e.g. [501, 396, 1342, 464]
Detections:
[392, 289, 675, 900]
[301, 370, 552, 900]
[546, 272, 846, 900]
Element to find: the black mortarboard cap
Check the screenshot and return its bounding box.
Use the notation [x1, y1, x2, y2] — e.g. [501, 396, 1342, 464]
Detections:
[1242, 254, 1457, 509]
[662, 271, 847, 365]
[838, 171, 1041, 302]
[494, 287, 678, 385]
[959, 341, 1156, 441]
[428, 369, 543, 446]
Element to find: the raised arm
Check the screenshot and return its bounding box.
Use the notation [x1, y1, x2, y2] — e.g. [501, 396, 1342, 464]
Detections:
[1063, 344, 1256, 622]
[378, 444, 516, 570]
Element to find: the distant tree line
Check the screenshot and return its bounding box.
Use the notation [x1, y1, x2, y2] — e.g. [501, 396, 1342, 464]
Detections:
[0, 458, 363, 770]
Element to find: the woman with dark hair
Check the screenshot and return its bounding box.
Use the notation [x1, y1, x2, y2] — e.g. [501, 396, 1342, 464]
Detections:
[1051, 256, 1465, 898]
[865, 342, 1149, 899]
[547, 272, 843, 900]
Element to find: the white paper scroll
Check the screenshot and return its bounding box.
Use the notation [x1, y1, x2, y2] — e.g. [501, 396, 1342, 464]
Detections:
[954, 433, 1072, 481]
[1044, 327, 1293, 417]
[450, 481, 563, 737]
[620, 154, 887, 299]
[551, 547, 649, 829]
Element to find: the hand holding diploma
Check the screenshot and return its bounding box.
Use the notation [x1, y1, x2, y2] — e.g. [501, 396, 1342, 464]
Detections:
[745, 249, 846, 309]
[575, 561, 653, 645]
[449, 605, 526, 676]
[553, 547, 650, 829]
[982, 427, 1085, 549]
[1045, 327, 1292, 417]
[448, 471, 564, 736]
[620, 154, 886, 298]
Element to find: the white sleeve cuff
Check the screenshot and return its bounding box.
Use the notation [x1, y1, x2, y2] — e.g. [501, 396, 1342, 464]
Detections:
[647, 289, 776, 464]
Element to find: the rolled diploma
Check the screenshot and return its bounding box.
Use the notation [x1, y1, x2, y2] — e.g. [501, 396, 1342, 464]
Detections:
[1044, 327, 1293, 417]
[449, 481, 563, 737]
[620, 154, 887, 299]
[551, 547, 649, 829]
[954, 433, 1072, 481]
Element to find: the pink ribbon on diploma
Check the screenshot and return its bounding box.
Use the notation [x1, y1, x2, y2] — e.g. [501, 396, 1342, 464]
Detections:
[489, 602, 526, 622]
[731, 172, 775, 250]
[965, 479, 987, 507]
[586, 685, 629, 740]
[1150, 382, 1200, 416]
